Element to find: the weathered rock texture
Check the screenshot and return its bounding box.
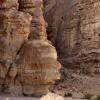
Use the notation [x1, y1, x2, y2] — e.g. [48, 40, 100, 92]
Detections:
[7, 40, 61, 96]
[0, 0, 31, 86]
[1, 0, 100, 98]
[44, 0, 100, 96]
[19, 0, 47, 40]
[0, 0, 61, 97]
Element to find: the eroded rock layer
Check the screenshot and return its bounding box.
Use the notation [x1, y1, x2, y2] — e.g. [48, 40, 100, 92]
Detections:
[7, 40, 61, 96]
[0, 0, 61, 97]
[19, 0, 47, 40]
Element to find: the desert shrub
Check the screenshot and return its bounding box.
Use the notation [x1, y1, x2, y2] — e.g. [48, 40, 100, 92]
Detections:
[84, 94, 93, 99]
[65, 93, 72, 97]
[95, 95, 100, 100]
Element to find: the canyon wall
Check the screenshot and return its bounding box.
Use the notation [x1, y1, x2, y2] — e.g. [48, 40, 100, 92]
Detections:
[44, 0, 100, 96]
[0, 0, 100, 98]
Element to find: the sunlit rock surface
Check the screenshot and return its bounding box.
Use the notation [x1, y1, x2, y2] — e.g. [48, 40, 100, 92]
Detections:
[7, 40, 61, 96]
[0, 0, 61, 97]
[19, 0, 47, 40]
[0, 0, 31, 87]
[40, 93, 64, 100]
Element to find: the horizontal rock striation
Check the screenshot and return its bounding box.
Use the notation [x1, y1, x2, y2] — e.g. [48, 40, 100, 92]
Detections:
[0, 0, 61, 97]
[0, 0, 31, 86]
[19, 0, 47, 40]
[8, 40, 61, 96]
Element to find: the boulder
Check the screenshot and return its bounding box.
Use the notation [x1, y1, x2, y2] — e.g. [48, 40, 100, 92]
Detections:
[8, 40, 61, 96]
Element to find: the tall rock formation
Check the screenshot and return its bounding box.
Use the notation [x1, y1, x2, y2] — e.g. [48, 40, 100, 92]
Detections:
[16, 0, 61, 96]
[0, 0, 61, 97]
[19, 0, 47, 40]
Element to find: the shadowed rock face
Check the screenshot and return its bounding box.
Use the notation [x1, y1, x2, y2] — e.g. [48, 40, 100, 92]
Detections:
[47, 0, 100, 74]
[44, 0, 73, 45]
[44, 0, 100, 96]
[0, 0, 61, 97]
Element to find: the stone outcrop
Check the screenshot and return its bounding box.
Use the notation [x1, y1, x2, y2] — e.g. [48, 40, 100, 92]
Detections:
[0, 0, 61, 97]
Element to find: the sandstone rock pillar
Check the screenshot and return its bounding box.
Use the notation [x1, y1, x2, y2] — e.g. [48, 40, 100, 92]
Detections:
[19, 0, 47, 40]
[0, 0, 61, 97]
[15, 0, 61, 96]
